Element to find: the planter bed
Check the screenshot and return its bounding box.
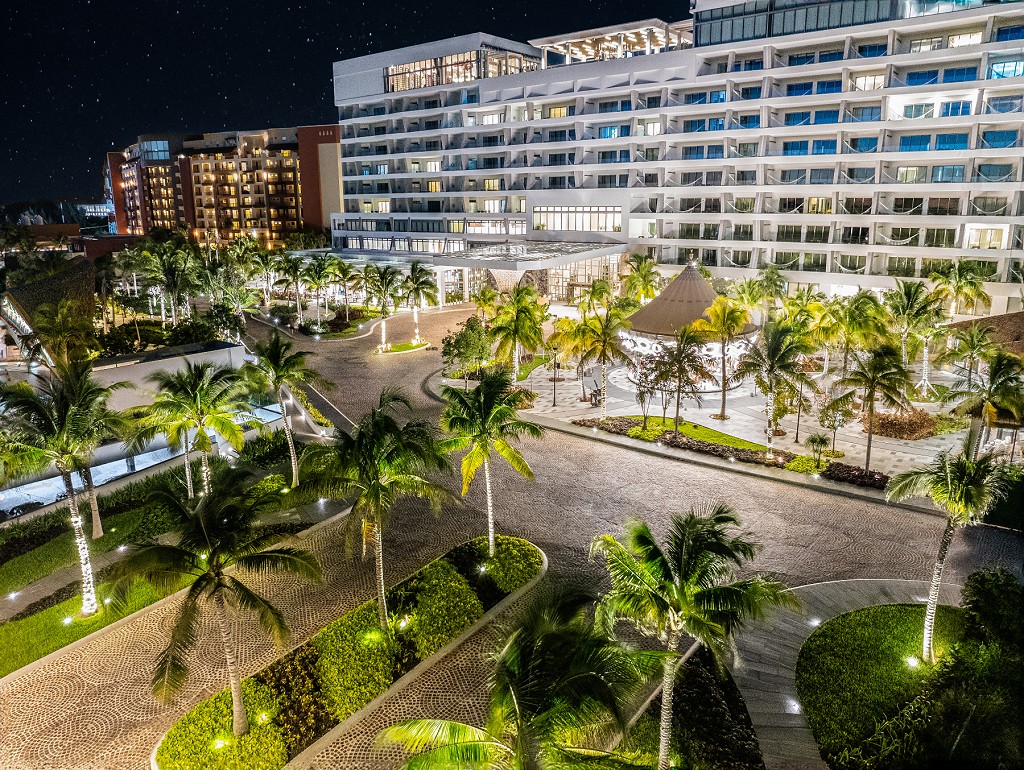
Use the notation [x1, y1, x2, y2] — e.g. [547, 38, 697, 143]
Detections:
[155, 535, 543, 770]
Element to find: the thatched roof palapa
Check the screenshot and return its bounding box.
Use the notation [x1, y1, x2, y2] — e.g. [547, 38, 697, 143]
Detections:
[627, 264, 755, 338]
[946, 311, 1024, 357]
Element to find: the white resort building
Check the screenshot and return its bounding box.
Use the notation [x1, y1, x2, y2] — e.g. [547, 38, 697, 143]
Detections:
[326, 0, 1024, 317]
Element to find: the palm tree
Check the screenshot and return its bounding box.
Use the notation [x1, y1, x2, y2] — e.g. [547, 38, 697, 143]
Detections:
[693, 296, 750, 420]
[491, 285, 546, 380]
[114, 243, 154, 299]
[378, 590, 650, 769]
[576, 304, 631, 421]
[333, 260, 361, 323]
[623, 254, 660, 303]
[655, 324, 715, 434]
[780, 286, 826, 330]
[577, 278, 614, 317]
[364, 264, 405, 349]
[730, 278, 764, 326]
[137, 362, 249, 497]
[243, 330, 329, 488]
[837, 345, 912, 472]
[274, 252, 306, 323]
[884, 280, 943, 365]
[31, 299, 96, 366]
[109, 472, 320, 736]
[301, 252, 337, 324]
[300, 388, 451, 630]
[403, 262, 440, 343]
[440, 370, 544, 557]
[939, 324, 997, 392]
[145, 241, 197, 326]
[591, 505, 795, 770]
[734, 322, 814, 459]
[755, 265, 787, 319]
[248, 248, 278, 307]
[830, 290, 884, 377]
[944, 350, 1024, 455]
[930, 260, 990, 317]
[471, 284, 500, 320]
[886, 439, 1008, 663]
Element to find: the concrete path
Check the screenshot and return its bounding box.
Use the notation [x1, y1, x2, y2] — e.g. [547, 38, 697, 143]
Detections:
[730, 578, 962, 770]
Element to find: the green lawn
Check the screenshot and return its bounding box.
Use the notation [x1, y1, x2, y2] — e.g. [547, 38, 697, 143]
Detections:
[627, 415, 768, 451]
[517, 355, 551, 382]
[796, 603, 966, 760]
[385, 341, 429, 353]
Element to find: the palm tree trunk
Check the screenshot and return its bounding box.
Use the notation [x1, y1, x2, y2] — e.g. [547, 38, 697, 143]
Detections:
[719, 349, 728, 420]
[600, 362, 608, 421]
[215, 593, 249, 737]
[923, 518, 956, 663]
[513, 341, 521, 381]
[372, 518, 389, 631]
[279, 389, 299, 488]
[657, 630, 682, 770]
[182, 444, 195, 499]
[412, 305, 419, 343]
[344, 286, 350, 322]
[63, 472, 98, 616]
[83, 466, 104, 539]
[673, 379, 682, 434]
[794, 379, 805, 444]
[864, 400, 874, 472]
[380, 316, 388, 349]
[765, 390, 775, 460]
[295, 282, 304, 323]
[483, 457, 496, 557]
[901, 333, 908, 366]
[201, 452, 212, 495]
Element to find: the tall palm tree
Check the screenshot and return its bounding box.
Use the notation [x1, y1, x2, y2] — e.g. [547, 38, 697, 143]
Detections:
[944, 350, 1024, 455]
[939, 324, 997, 391]
[403, 261, 440, 343]
[577, 278, 614, 318]
[780, 286, 826, 330]
[591, 505, 795, 770]
[576, 304, 631, 421]
[31, 299, 96, 367]
[886, 439, 1008, 663]
[364, 264, 405, 349]
[837, 345, 911, 472]
[243, 330, 329, 488]
[491, 285, 546, 380]
[693, 296, 750, 420]
[730, 278, 764, 326]
[333, 260, 361, 322]
[623, 254, 660, 303]
[145, 241, 197, 326]
[300, 388, 451, 630]
[655, 324, 715, 434]
[883, 280, 943, 365]
[471, 284, 500, 320]
[109, 472, 320, 736]
[830, 290, 885, 377]
[137, 362, 249, 497]
[930, 260, 990, 317]
[378, 590, 650, 769]
[274, 252, 307, 323]
[301, 252, 337, 324]
[114, 243, 154, 298]
[248, 248, 278, 307]
[734, 322, 813, 459]
[440, 370, 544, 556]
[547, 316, 589, 401]
[755, 265, 787, 320]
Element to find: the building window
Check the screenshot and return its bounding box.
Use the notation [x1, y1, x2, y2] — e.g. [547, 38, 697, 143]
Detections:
[810, 168, 834, 184]
[785, 111, 811, 126]
[548, 106, 569, 118]
[786, 82, 813, 96]
[929, 197, 960, 216]
[910, 37, 943, 52]
[532, 206, 621, 231]
[740, 86, 762, 100]
[940, 101, 971, 117]
[807, 197, 832, 214]
[924, 228, 956, 248]
[850, 106, 881, 122]
[995, 24, 1024, 42]
[816, 80, 842, 94]
[935, 133, 969, 151]
[977, 163, 1013, 182]
[907, 69, 939, 86]
[943, 66, 977, 83]
[788, 53, 814, 65]
[900, 134, 931, 152]
[853, 74, 885, 91]
[932, 164, 965, 183]
[646, 96, 662, 109]
[982, 130, 1019, 149]
[897, 166, 929, 183]
[948, 32, 981, 48]
[738, 114, 761, 129]
[783, 141, 809, 156]
[894, 197, 924, 214]
[850, 137, 878, 153]
[989, 59, 1024, 79]
[778, 226, 802, 242]
[812, 139, 837, 155]
[987, 95, 1023, 114]
[818, 50, 843, 63]
[903, 103, 935, 119]
[814, 109, 840, 124]
[781, 169, 806, 184]
[858, 43, 887, 58]
[846, 168, 875, 183]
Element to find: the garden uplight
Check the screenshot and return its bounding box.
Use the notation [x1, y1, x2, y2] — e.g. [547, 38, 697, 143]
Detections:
[906, 656, 919, 668]
[8, 592, 18, 600]
[63, 617, 73, 625]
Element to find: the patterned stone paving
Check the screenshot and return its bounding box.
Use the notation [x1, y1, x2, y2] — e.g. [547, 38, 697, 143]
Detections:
[0, 308, 1020, 769]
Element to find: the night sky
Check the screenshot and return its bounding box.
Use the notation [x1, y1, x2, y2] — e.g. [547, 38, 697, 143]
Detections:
[1, 0, 684, 206]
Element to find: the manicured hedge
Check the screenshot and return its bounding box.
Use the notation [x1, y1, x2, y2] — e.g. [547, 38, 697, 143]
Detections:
[821, 461, 890, 490]
[410, 560, 483, 659]
[238, 430, 303, 470]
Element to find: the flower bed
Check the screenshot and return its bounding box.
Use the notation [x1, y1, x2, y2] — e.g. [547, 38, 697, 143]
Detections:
[820, 461, 890, 490]
[867, 409, 969, 441]
[289, 386, 333, 429]
[155, 535, 543, 770]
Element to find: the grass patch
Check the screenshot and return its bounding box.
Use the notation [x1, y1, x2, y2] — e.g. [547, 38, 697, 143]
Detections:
[627, 416, 768, 452]
[384, 341, 429, 354]
[796, 603, 966, 760]
[516, 354, 551, 382]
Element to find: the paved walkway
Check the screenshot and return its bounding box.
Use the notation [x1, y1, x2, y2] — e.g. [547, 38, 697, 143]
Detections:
[730, 579, 962, 770]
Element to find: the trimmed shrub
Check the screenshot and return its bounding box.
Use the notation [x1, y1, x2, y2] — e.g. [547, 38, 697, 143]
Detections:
[247, 474, 287, 500]
[313, 603, 397, 722]
[785, 455, 827, 475]
[290, 387, 333, 429]
[627, 425, 667, 442]
[821, 462, 889, 490]
[444, 539, 505, 610]
[487, 535, 544, 594]
[0, 510, 69, 562]
[155, 680, 287, 770]
[410, 560, 483, 660]
[868, 408, 936, 441]
[822, 449, 846, 459]
[238, 430, 299, 470]
[254, 645, 335, 757]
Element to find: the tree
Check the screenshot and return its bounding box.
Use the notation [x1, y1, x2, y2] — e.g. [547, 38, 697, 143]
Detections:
[243, 330, 329, 488]
[755, 265, 787, 320]
[837, 345, 912, 472]
[829, 290, 884, 377]
[591, 505, 795, 770]
[734, 322, 814, 459]
[363, 264, 405, 349]
[403, 261, 439, 343]
[939, 324, 997, 392]
[471, 284, 500, 321]
[944, 350, 1024, 455]
[145, 241, 197, 326]
[576, 305, 631, 421]
[629, 356, 658, 430]
[440, 370, 543, 557]
[248, 248, 278, 307]
[274, 252, 307, 324]
[378, 590, 650, 770]
[730, 279, 764, 325]
[300, 388, 451, 630]
[491, 285, 546, 381]
[781, 286, 826, 330]
[655, 324, 715, 434]
[547, 316, 588, 401]
[693, 296, 750, 420]
[623, 254, 660, 303]
[31, 299, 97, 366]
[884, 280, 943, 365]
[108, 471, 320, 736]
[332, 260, 361, 323]
[137, 362, 249, 497]
[577, 278, 613, 317]
[805, 433, 829, 470]
[886, 439, 1008, 663]
[301, 252, 338, 324]
[930, 260, 990, 317]
[113, 243, 154, 299]
[441, 316, 492, 388]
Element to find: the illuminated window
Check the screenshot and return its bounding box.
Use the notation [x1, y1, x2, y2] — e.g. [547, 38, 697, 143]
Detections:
[948, 32, 981, 48]
[532, 206, 622, 232]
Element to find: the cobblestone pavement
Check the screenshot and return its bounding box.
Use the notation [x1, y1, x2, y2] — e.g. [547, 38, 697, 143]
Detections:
[0, 307, 1019, 769]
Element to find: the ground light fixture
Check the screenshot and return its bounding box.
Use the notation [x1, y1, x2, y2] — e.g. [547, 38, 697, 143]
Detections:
[907, 656, 920, 668]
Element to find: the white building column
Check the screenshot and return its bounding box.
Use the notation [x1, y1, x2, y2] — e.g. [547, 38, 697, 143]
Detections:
[462, 268, 471, 301]
[435, 268, 446, 308]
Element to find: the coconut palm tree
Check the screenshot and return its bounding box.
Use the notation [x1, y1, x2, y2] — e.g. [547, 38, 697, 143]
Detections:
[577, 278, 614, 318]
[300, 388, 451, 630]
[886, 439, 1009, 663]
[332, 260, 361, 323]
[780, 286, 826, 330]
[114, 243, 154, 299]
[136, 362, 249, 497]
[576, 304, 631, 421]
[930, 260, 990, 317]
[837, 345, 912, 472]
[591, 505, 795, 770]
[108, 471, 320, 736]
[243, 330, 329, 488]
[939, 324, 997, 392]
[883, 280, 943, 366]
[274, 252, 307, 324]
[301, 252, 337, 324]
[364, 264, 406, 349]
[471, 284, 500, 320]
[755, 265, 787, 320]
[248, 248, 278, 307]
[546, 316, 589, 401]
[693, 296, 751, 420]
[623, 254, 660, 303]
[31, 299, 96, 367]
[145, 241, 197, 326]
[440, 370, 544, 557]
[830, 290, 885, 377]
[655, 324, 715, 434]
[734, 322, 814, 459]
[730, 278, 764, 326]
[378, 590, 651, 770]
[944, 350, 1024, 455]
[491, 285, 546, 380]
[403, 262, 440, 343]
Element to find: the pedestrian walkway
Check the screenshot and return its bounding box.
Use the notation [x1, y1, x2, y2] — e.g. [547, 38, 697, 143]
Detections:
[728, 578, 962, 770]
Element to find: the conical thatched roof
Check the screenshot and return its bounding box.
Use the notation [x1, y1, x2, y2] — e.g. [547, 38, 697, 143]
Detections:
[628, 264, 724, 337]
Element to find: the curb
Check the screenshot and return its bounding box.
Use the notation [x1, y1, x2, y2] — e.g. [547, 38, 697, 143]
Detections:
[284, 543, 549, 769]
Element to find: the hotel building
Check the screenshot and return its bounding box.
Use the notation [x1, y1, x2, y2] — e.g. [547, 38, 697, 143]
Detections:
[328, 0, 1024, 316]
[103, 126, 342, 246]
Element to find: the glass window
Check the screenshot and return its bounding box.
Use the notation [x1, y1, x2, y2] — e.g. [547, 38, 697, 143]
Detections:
[812, 139, 837, 155]
[810, 168, 834, 184]
[818, 50, 843, 63]
[850, 137, 878, 153]
[684, 119, 707, 133]
[532, 206, 622, 232]
[781, 169, 806, 183]
[983, 130, 1019, 149]
[987, 95, 1023, 114]
[940, 101, 971, 117]
[977, 164, 1013, 181]
[896, 166, 928, 183]
[989, 59, 1024, 79]
[907, 69, 939, 86]
[785, 111, 811, 126]
[948, 32, 981, 48]
[995, 24, 1024, 42]
[851, 106, 881, 122]
[646, 96, 662, 109]
[816, 80, 843, 94]
[684, 92, 708, 105]
[783, 141, 809, 156]
[738, 114, 760, 128]
[846, 167, 875, 182]
[736, 142, 758, 157]
[787, 82, 813, 96]
[935, 133, 969, 151]
[858, 43, 887, 58]
[788, 53, 814, 65]
[943, 67, 977, 83]
[709, 117, 725, 131]
[900, 134, 931, 152]
[814, 109, 840, 124]
[903, 103, 935, 119]
[707, 144, 725, 159]
[710, 90, 727, 103]
[910, 37, 942, 52]
[932, 164, 965, 183]
[853, 75, 885, 91]
[740, 86, 762, 100]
